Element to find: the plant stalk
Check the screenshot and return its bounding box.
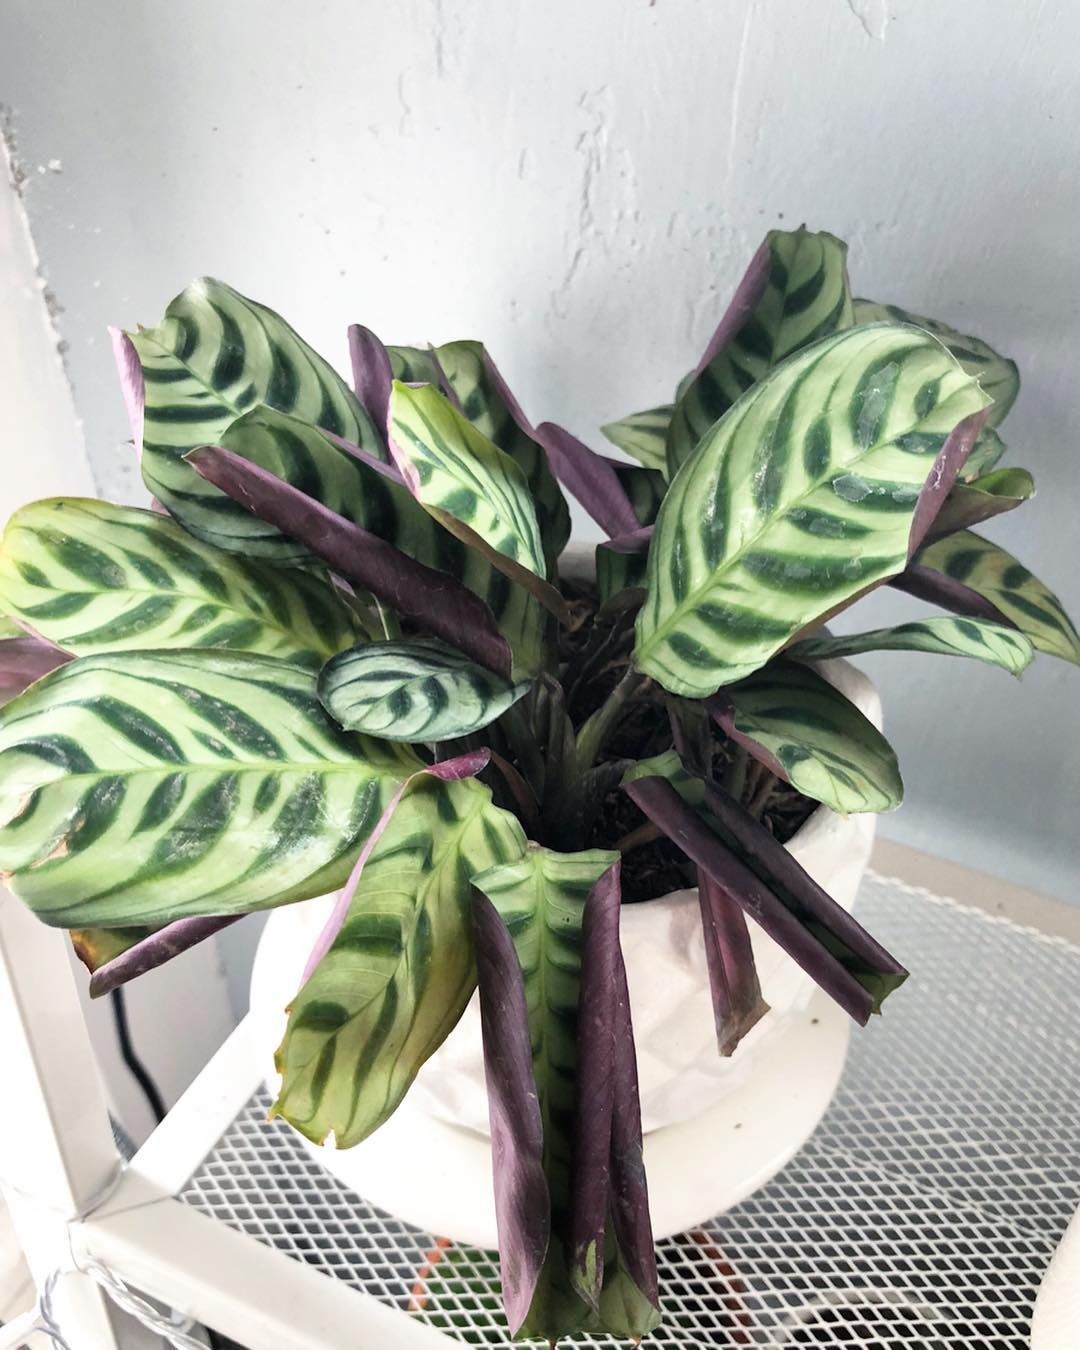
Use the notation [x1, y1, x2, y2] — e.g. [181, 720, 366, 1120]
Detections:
[575, 666, 650, 774]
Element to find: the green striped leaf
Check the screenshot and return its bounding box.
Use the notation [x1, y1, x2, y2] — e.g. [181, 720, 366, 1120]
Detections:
[319, 638, 529, 742]
[788, 616, 1033, 677]
[601, 405, 672, 475]
[184, 407, 548, 677]
[472, 847, 631, 1343]
[0, 650, 417, 928]
[130, 278, 380, 545]
[0, 616, 20, 640]
[433, 340, 571, 566]
[711, 660, 903, 814]
[913, 530, 1080, 664]
[928, 467, 1034, 540]
[611, 462, 666, 527]
[386, 343, 446, 386]
[0, 499, 358, 668]
[960, 426, 1007, 481]
[667, 228, 855, 475]
[854, 298, 1019, 427]
[273, 774, 525, 1148]
[635, 322, 991, 698]
[388, 383, 566, 619]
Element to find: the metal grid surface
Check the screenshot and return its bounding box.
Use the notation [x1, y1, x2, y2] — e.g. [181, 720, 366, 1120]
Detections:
[181, 872, 1080, 1346]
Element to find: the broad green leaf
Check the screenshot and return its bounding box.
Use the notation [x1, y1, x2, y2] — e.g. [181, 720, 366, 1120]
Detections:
[0, 650, 418, 928]
[0, 616, 19, 640]
[184, 407, 548, 677]
[928, 467, 1034, 540]
[130, 278, 380, 542]
[273, 775, 525, 1147]
[319, 638, 529, 742]
[611, 462, 666, 527]
[914, 530, 1080, 664]
[387, 382, 554, 604]
[434, 340, 572, 567]
[667, 228, 854, 475]
[0, 499, 358, 668]
[713, 660, 902, 814]
[854, 298, 1019, 427]
[788, 616, 1033, 677]
[601, 405, 672, 475]
[635, 322, 991, 697]
[471, 847, 625, 1343]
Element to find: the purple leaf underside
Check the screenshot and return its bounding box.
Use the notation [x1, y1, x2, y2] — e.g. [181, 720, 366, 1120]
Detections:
[697, 872, 769, 1057]
[0, 635, 71, 698]
[348, 323, 394, 447]
[186, 445, 513, 677]
[472, 889, 550, 1335]
[535, 422, 640, 539]
[688, 238, 773, 381]
[88, 915, 243, 997]
[890, 564, 1016, 627]
[624, 776, 906, 1024]
[908, 408, 990, 556]
[109, 327, 145, 453]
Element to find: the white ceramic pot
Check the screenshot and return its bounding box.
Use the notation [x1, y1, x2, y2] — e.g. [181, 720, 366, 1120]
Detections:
[250, 643, 880, 1246]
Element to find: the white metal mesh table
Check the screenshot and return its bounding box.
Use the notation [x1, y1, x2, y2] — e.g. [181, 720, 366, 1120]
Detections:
[173, 872, 1079, 1347]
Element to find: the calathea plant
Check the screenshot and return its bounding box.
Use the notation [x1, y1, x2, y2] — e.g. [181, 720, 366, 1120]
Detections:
[0, 225, 1076, 1343]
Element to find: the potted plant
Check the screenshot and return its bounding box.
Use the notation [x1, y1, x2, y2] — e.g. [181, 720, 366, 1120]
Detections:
[0, 226, 1075, 1343]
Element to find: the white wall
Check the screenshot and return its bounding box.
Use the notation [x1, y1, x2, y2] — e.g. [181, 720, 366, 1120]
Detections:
[2, 0, 1078, 988]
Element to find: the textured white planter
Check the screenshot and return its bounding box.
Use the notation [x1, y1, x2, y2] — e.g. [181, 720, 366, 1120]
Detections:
[250, 645, 880, 1246]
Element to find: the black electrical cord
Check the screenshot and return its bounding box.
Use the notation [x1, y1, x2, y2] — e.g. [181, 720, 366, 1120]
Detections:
[109, 987, 167, 1124]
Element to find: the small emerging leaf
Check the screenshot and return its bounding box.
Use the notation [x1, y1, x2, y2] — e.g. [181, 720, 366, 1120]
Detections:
[788, 616, 1034, 677]
[601, 405, 672, 475]
[710, 660, 904, 815]
[320, 638, 529, 742]
[926, 467, 1035, 541]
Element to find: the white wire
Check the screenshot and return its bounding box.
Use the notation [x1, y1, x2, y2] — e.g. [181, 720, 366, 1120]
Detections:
[2, 1262, 208, 1350]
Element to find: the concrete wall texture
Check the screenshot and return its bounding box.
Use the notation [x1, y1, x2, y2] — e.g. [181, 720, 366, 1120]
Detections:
[2, 0, 1078, 949]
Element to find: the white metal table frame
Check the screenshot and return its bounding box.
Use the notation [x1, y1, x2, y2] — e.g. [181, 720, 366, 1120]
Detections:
[0, 887, 451, 1350]
[2, 843, 1076, 1349]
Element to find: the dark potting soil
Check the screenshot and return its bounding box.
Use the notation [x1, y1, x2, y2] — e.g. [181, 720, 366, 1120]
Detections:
[560, 575, 817, 904]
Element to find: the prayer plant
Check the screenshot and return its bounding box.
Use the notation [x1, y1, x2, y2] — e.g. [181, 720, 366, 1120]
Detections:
[0, 226, 1076, 1344]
